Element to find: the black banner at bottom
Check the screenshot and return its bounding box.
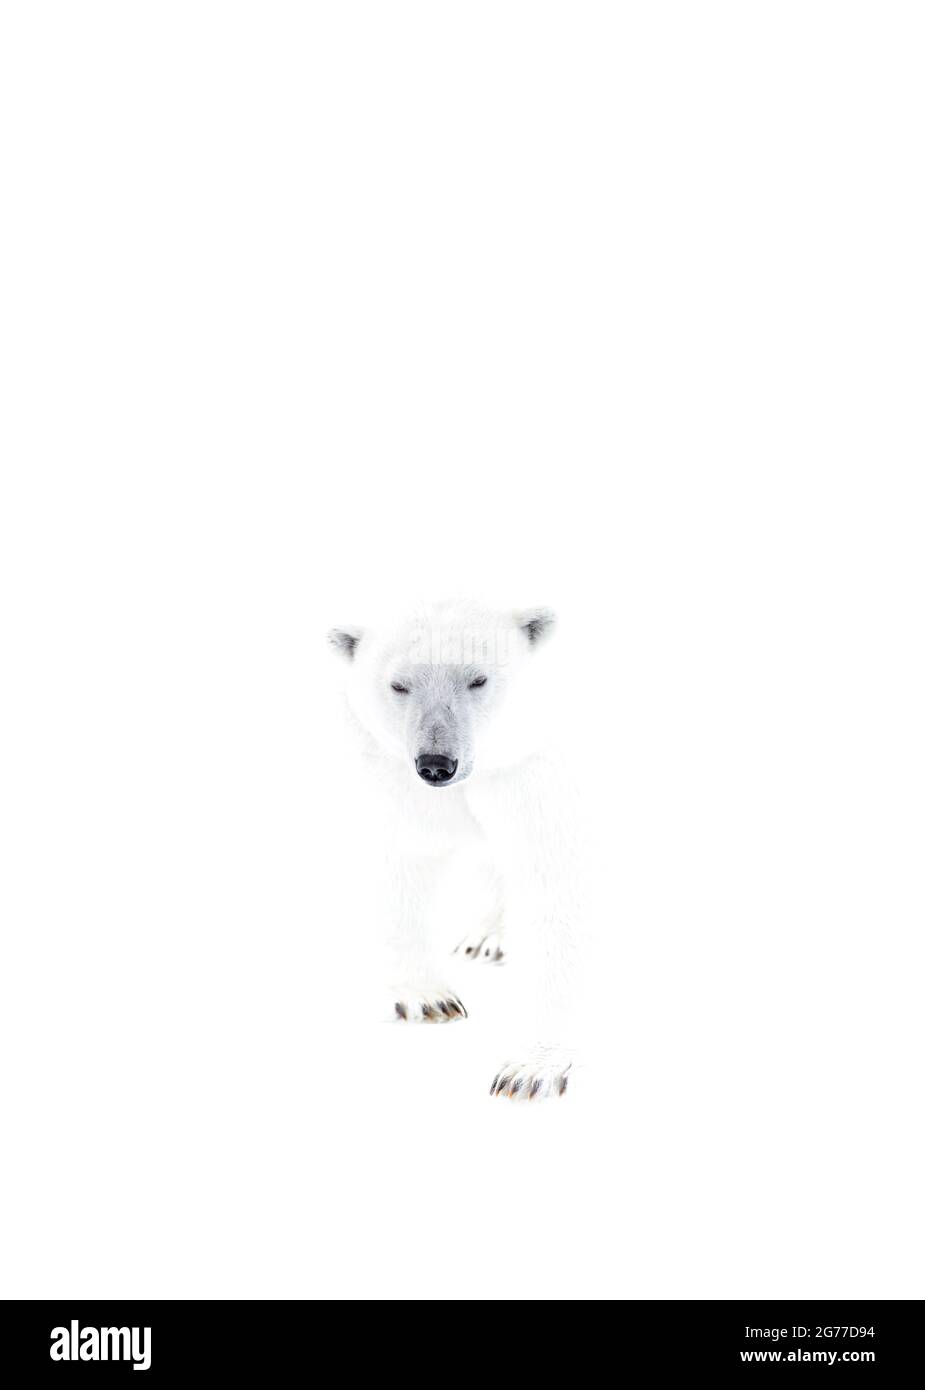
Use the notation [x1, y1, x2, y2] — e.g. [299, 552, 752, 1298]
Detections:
[1, 1300, 920, 1377]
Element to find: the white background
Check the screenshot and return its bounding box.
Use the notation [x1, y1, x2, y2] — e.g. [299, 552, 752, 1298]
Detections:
[1, 2, 923, 1299]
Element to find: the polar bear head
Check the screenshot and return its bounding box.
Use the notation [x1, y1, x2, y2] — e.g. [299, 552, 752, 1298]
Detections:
[327, 599, 556, 787]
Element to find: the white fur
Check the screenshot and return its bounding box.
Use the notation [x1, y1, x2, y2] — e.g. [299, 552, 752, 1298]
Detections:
[328, 600, 583, 1102]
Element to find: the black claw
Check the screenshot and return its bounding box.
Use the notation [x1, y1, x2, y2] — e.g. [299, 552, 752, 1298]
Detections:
[490, 1074, 500, 1094]
[510, 1078, 523, 1096]
[558, 1074, 569, 1096]
[394, 1002, 407, 1020]
[496, 1075, 510, 1095]
[455, 997, 468, 1018]
[529, 1079, 541, 1098]
[421, 1003, 434, 1019]
[438, 1000, 450, 1016]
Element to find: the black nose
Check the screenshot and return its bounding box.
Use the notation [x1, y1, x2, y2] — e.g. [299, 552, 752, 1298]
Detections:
[415, 754, 458, 784]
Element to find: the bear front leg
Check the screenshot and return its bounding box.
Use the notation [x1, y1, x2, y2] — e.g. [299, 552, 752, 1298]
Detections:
[387, 852, 468, 1024]
[469, 762, 583, 1100]
[454, 864, 506, 962]
[487, 908, 578, 1099]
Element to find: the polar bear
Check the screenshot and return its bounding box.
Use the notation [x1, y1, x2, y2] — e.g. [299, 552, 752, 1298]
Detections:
[327, 599, 581, 1101]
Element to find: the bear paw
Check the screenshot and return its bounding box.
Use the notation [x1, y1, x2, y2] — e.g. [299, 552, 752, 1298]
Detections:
[489, 1046, 573, 1101]
[393, 987, 467, 1023]
[454, 930, 505, 963]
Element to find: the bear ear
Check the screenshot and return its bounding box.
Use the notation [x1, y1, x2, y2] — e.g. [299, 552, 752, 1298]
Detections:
[327, 626, 362, 660]
[515, 607, 556, 647]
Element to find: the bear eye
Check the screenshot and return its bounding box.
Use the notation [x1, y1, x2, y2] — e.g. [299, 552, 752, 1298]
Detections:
[468, 675, 487, 689]
[391, 682, 410, 694]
